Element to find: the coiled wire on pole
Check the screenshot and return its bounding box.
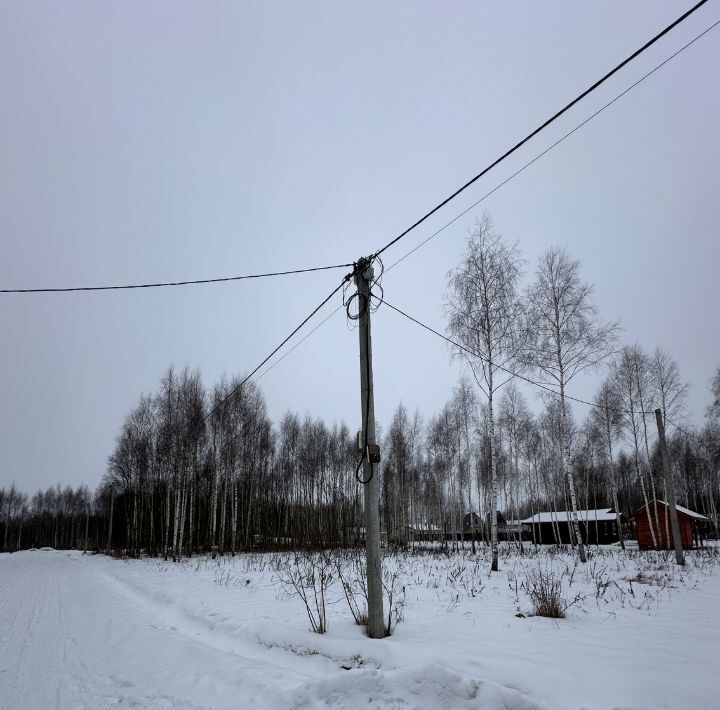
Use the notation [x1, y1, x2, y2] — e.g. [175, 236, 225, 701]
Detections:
[345, 257, 377, 484]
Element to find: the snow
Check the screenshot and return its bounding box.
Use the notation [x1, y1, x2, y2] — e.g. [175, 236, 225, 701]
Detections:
[522, 508, 618, 523]
[289, 664, 544, 709]
[1, 546, 718, 709]
[644, 501, 708, 520]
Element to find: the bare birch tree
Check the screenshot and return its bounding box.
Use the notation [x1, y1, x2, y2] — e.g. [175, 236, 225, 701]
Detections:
[383, 404, 415, 546]
[650, 347, 689, 425]
[451, 377, 478, 551]
[613, 345, 658, 548]
[499, 382, 531, 551]
[648, 347, 688, 541]
[525, 247, 618, 563]
[592, 378, 624, 548]
[708, 367, 720, 426]
[446, 215, 525, 572]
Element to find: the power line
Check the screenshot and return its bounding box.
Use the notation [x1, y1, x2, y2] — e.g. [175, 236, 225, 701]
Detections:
[0, 262, 353, 294]
[3, 8, 712, 304]
[386, 16, 720, 274]
[666, 418, 704, 442]
[204, 271, 354, 422]
[8, 13, 716, 298]
[255, 305, 344, 382]
[372, 0, 709, 262]
[254, 271, 381, 384]
[4, 6, 714, 439]
[379, 294, 712, 448]
[376, 294, 659, 418]
[257, 260, 386, 384]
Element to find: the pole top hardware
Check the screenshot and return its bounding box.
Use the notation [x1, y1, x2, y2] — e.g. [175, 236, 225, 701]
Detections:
[354, 256, 375, 284]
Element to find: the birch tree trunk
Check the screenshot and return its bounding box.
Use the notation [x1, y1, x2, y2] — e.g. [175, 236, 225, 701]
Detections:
[163, 480, 171, 561]
[488, 381, 499, 572]
[560, 380, 586, 562]
[172, 475, 182, 561]
[83, 504, 89, 554]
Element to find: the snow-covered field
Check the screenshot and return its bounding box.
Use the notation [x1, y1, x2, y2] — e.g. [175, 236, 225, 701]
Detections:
[0, 545, 717, 710]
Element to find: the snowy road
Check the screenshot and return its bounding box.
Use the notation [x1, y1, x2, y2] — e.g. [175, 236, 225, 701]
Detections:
[2, 548, 717, 710]
[0, 550, 550, 710]
[0, 550, 308, 709]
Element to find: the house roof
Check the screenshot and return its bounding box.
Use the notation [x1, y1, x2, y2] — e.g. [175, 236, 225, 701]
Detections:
[522, 508, 619, 524]
[635, 500, 708, 521]
[407, 522, 440, 531]
[676, 504, 707, 520]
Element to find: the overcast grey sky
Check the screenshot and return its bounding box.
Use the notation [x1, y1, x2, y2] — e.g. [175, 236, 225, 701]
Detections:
[1, 1, 718, 493]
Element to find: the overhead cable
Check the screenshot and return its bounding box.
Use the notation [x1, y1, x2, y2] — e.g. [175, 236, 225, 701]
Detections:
[0, 263, 353, 294]
[386, 16, 720, 274]
[666, 418, 705, 442]
[376, 294, 659, 418]
[255, 306, 344, 382]
[214, 15, 720, 406]
[372, 0, 710, 262]
[204, 271, 353, 422]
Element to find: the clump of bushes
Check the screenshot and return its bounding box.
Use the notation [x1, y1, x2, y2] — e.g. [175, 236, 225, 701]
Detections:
[523, 567, 567, 618]
[272, 550, 334, 634]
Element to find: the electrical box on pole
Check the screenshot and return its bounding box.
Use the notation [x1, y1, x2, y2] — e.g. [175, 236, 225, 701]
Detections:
[354, 256, 385, 638]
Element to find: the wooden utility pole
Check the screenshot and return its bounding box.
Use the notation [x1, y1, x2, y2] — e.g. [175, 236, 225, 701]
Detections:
[355, 257, 385, 638]
[654, 409, 685, 566]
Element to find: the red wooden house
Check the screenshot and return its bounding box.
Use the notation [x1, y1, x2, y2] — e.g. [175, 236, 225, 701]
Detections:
[634, 500, 707, 550]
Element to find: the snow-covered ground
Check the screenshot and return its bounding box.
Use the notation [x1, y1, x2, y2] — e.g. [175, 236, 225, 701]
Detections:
[0, 545, 717, 709]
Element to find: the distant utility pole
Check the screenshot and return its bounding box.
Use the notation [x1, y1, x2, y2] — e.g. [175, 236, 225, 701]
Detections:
[355, 257, 385, 639]
[654, 409, 685, 566]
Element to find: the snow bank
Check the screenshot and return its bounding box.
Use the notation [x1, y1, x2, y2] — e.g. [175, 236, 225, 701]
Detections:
[288, 663, 547, 710]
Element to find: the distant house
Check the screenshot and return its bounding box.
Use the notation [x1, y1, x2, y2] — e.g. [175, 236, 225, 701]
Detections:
[633, 500, 707, 550]
[483, 510, 507, 531]
[502, 519, 532, 541]
[522, 508, 621, 545]
[473, 511, 531, 542]
[406, 522, 441, 541]
[463, 512, 482, 538]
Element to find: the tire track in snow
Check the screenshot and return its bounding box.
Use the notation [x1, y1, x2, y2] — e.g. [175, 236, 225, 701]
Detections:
[76, 552, 322, 683]
[0, 551, 65, 708]
[0, 551, 299, 709]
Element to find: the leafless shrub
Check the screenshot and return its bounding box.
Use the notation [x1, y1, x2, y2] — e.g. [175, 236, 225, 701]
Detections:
[523, 567, 567, 618]
[382, 560, 407, 636]
[334, 549, 368, 626]
[507, 569, 521, 611]
[240, 552, 271, 573]
[334, 548, 407, 636]
[272, 550, 335, 634]
[213, 568, 237, 587]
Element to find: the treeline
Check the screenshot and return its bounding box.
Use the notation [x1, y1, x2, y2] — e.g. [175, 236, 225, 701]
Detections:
[2, 357, 718, 555]
[1, 369, 366, 557]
